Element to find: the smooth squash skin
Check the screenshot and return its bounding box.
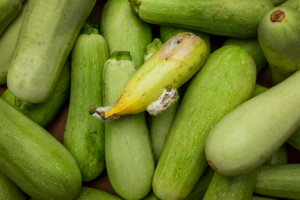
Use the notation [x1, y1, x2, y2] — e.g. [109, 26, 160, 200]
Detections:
[282, 0, 300, 9]
[152, 45, 256, 200]
[0, 171, 26, 200]
[205, 69, 300, 177]
[0, 98, 82, 200]
[0, 0, 23, 36]
[0, 0, 28, 85]
[271, 0, 287, 6]
[73, 187, 122, 200]
[104, 52, 155, 200]
[7, 0, 97, 103]
[100, 0, 152, 68]
[130, 0, 273, 38]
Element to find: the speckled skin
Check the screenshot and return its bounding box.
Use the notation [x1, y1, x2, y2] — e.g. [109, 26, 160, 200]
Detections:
[258, 6, 300, 85]
[1, 58, 71, 128]
[7, 0, 97, 103]
[152, 45, 256, 200]
[104, 55, 155, 200]
[0, 171, 26, 200]
[130, 0, 273, 38]
[64, 32, 109, 182]
[100, 0, 152, 68]
[254, 164, 300, 199]
[0, 0, 22, 36]
[0, 98, 82, 200]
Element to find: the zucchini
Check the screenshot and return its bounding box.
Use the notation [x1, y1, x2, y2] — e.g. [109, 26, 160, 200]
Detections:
[264, 144, 287, 165]
[282, 0, 300, 9]
[254, 164, 300, 199]
[7, 0, 97, 103]
[0, 98, 82, 200]
[251, 84, 268, 98]
[104, 52, 155, 200]
[64, 21, 109, 182]
[1, 57, 71, 128]
[100, 0, 152, 68]
[142, 191, 159, 200]
[129, 0, 273, 38]
[144, 38, 163, 62]
[271, 0, 287, 6]
[152, 45, 256, 200]
[0, 171, 26, 200]
[0, 0, 28, 85]
[251, 196, 278, 200]
[258, 6, 300, 85]
[0, 0, 23, 36]
[205, 67, 300, 177]
[73, 187, 122, 200]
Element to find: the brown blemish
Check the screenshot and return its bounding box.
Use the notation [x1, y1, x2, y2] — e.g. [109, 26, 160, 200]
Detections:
[271, 10, 285, 22]
[178, 74, 181, 77]
[208, 160, 217, 171]
[164, 84, 172, 89]
[142, 93, 146, 96]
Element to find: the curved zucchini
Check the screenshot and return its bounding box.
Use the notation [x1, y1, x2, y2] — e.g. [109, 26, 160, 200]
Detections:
[64, 22, 109, 182]
[0, 98, 82, 200]
[222, 38, 267, 73]
[0, 171, 26, 200]
[104, 52, 155, 200]
[7, 0, 97, 103]
[1, 57, 71, 128]
[129, 0, 273, 38]
[0, 0, 23, 36]
[205, 69, 300, 177]
[100, 0, 152, 68]
[152, 45, 256, 200]
[0, 0, 28, 85]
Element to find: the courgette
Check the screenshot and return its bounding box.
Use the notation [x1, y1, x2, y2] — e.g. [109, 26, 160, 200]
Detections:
[7, 0, 97, 103]
[0, 171, 26, 200]
[271, 0, 287, 6]
[264, 144, 287, 165]
[73, 187, 122, 200]
[0, 0, 23, 36]
[251, 196, 278, 200]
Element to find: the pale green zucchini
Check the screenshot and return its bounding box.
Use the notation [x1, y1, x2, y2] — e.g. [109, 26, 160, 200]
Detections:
[222, 38, 267, 73]
[129, 0, 273, 38]
[160, 25, 211, 55]
[1, 57, 70, 128]
[0, 171, 26, 200]
[254, 164, 300, 199]
[100, 0, 152, 68]
[64, 22, 109, 182]
[205, 69, 300, 177]
[73, 187, 122, 200]
[7, 0, 96, 103]
[0, 0, 23, 36]
[0, 0, 28, 85]
[282, 0, 300, 9]
[0, 98, 82, 200]
[264, 144, 287, 165]
[203, 170, 257, 200]
[153, 45, 256, 200]
[104, 52, 155, 200]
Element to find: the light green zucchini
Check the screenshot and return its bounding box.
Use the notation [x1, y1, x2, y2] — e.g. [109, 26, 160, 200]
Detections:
[160, 25, 211, 56]
[0, 171, 26, 200]
[1, 57, 70, 128]
[222, 38, 268, 73]
[251, 195, 278, 200]
[142, 191, 159, 200]
[129, 0, 273, 38]
[153, 45, 256, 200]
[7, 0, 97, 103]
[104, 52, 155, 200]
[73, 187, 122, 200]
[0, 0, 23, 36]
[100, 0, 152, 68]
[264, 144, 287, 165]
[0, 98, 82, 200]
[64, 21, 109, 182]
[205, 68, 300, 177]
[282, 0, 300, 9]
[258, 6, 300, 85]
[0, 0, 28, 85]
[254, 164, 300, 199]
[271, 0, 287, 6]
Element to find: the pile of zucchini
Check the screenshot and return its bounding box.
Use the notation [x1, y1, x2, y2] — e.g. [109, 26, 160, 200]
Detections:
[1, 0, 300, 199]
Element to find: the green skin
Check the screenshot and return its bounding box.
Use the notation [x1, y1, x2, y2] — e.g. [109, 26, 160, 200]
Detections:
[251, 196, 278, 200]
[287, 129, 300, 151]
[271, 0, 287, 6]
[7, 0, 97, 103]
[185, 167, 215, 200]
[0, 171, 26, 200]
[64, 27, 109, 182]
[0, 0, 22, 36]
[100, 0, 152, 68]
[282, 0, 300, 10]
[144, 38, 163, 61]
[152, 45, 256, 200]
[255, 164, 300, 199]
[203, 170, 257, 200]
[142, 191, 159, 200]
[205, 69, 300, 177]
[251, 84, 268, 98]
[104, 53, 155, 200]
[0, 98, 82, 200]
[160, 26, 211, 56]
[258, 6, 300, 85]
[264, 143, 287, 165]
[130, 0, 273, 38]
[0, 0, 28, 85]
[1, 57, 70, 128]
[222, 38, 268, 73]
[73, 187, 122, 200]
